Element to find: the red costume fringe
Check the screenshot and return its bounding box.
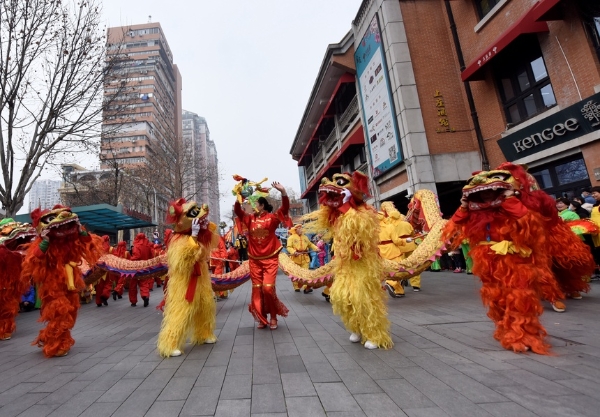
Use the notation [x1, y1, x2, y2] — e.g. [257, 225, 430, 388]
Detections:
[20, 233, 103, 357]
[0, 246, 29, 337]
[443, 163, 594, 355]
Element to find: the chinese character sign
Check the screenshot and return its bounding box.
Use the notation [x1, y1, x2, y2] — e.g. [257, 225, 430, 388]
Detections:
[355, 14, 402, 178]
[434, 90, 455, 133]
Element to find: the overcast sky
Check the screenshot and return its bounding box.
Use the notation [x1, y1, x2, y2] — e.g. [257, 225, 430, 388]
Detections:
[99, 0, 363, 221]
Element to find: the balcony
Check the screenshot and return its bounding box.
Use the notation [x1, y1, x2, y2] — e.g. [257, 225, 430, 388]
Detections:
[314, 149, 325, 173]
[323, 128, 339, 161]
[306, 162, 315, 185]
[339, 96, 359, 135]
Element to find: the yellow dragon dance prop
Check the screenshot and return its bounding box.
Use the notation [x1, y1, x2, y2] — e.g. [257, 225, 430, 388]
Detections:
[278, 189, 448, 286]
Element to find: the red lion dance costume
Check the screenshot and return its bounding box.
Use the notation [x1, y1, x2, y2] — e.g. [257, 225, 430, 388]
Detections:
[0, 218, 36, 340]
[21, 205, 102, 357]
[443, 163, 593, 354]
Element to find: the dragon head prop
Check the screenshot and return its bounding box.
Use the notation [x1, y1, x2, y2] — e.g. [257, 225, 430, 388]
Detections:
[462, 163, 539, 211]
[30, 205, 81, 238]
[166, 198, 210, 233]
[318, 171, 370, 209]
[0, 218, 36, 250]
[232, 175, 271, 212]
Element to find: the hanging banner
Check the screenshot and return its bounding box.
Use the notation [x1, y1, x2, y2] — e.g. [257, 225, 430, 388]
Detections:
[355, 14, 403, 178]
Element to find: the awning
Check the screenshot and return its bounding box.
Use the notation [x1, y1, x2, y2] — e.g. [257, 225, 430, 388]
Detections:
[14, 203, 156, 233]
[461, 0, 562, 82]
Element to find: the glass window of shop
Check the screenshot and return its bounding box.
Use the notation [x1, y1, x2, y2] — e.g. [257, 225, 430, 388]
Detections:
[475, 0, 500, 19]
[529, 155, 591, 199]
[494, 36, 556, 126]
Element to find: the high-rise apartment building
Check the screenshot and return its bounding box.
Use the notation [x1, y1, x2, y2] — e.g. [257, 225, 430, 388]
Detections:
[182, 111, 220, 225]
[102, 23, 182, 168]
[29, 179, 61, 211]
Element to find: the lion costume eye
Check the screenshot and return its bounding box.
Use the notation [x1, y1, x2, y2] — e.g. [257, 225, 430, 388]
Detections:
[336, 178, 349, 186]
[187, 207, 200, 218]
[490, 174, 508, 180]
[42, 215, 56, 223]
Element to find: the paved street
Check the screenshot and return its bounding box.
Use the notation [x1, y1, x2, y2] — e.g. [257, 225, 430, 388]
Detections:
[1, 271, 599, 417]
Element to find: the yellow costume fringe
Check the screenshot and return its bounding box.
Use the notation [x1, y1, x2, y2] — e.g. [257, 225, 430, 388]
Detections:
[157, 233, 219, 357]
[305, 205, 392, 349]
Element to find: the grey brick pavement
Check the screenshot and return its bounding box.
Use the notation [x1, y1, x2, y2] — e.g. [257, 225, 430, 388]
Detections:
[1, 271, 599, 417]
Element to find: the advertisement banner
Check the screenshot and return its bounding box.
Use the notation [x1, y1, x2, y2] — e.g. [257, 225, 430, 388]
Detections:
[355, 14, 402, 178]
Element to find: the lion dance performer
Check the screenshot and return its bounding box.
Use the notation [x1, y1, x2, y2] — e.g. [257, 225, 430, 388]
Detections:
[94, 235, 113, 307]
[379, 202, 417, 298]
[234, 181, 291, 330]
[0, 218, 36, 340]
[21, 205, 103, 357]
[304, 172, 392, 349]
[129, 233, 154, 307]
[443, 163, 594, 354]
[287, 224, 318, 293]
[157, 199, 220, 357]
[111, 241, 130, 300]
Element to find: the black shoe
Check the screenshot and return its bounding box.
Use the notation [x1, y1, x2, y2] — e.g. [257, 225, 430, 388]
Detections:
[131, 303, 136, 307]
[149, 288, 153, 292]
[118, 294, 123, 299]
[112, 291, 117, 301]
[321, 291, 329, 298]
[101, 296, 108, 306]
[413, 287, 421, 292]
[143, 297, 149, 307]
[295, 289, 301, 292]
[385, 283, 398, 298]
[156, 284, 161, 288]
[96, 304, 103, 307]
[325, 295, 330, 303]
[401, 279, 409, 287]
[303, 288, 313, 294]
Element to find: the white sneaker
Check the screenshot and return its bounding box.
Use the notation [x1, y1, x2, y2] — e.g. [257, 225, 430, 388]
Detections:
[170, 349, 182, 357]
[364, 341, 378, 350]
[349, 333, 361, 343]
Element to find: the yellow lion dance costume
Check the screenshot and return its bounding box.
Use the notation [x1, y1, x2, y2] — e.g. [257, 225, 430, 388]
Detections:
[304, 172, 392, 349]
[157, 199, 220, 357]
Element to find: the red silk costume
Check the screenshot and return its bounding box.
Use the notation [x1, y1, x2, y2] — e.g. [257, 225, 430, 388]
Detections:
[21, 205, 102, 357]
[210, 236, 227, 275]
[443, 163, 593, 354]
[234, 197, 290, 326]
[227, 245, 240, 271]
[129, 233, 154, 305]
[111, 241, 129, 298]
[95, 236, 113, 306]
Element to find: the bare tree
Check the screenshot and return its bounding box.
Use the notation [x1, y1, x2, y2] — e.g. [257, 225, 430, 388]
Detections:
[135, 134, 222, 202]
[0, 0, 129, 216]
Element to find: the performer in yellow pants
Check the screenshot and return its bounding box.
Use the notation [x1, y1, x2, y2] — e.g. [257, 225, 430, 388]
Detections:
[379, 202, 419, 297]
[287, 225, 319, 293]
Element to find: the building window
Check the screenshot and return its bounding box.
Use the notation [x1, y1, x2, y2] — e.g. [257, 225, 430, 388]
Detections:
[495, 37, 556, 125]
[529, 155, 590, 199]
[475, 0, 500, 19]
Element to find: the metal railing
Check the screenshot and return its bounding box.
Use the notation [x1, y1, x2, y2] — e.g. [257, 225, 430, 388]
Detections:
[338, 96, 359, 135]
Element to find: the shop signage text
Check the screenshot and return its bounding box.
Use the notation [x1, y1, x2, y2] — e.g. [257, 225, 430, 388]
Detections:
[498, 92, 600, 162]
[512, 118, 578, 153]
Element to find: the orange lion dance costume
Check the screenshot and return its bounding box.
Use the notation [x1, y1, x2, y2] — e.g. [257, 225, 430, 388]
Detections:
[443, 163, 593, 354]
[0, 219, 36, 340]
[21, 205, 103, 357]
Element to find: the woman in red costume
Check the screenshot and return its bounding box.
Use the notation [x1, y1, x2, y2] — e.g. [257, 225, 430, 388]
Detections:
[234, 182, 290, 330]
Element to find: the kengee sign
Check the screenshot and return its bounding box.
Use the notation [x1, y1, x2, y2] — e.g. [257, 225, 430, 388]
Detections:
[498, 92, 600, 162]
